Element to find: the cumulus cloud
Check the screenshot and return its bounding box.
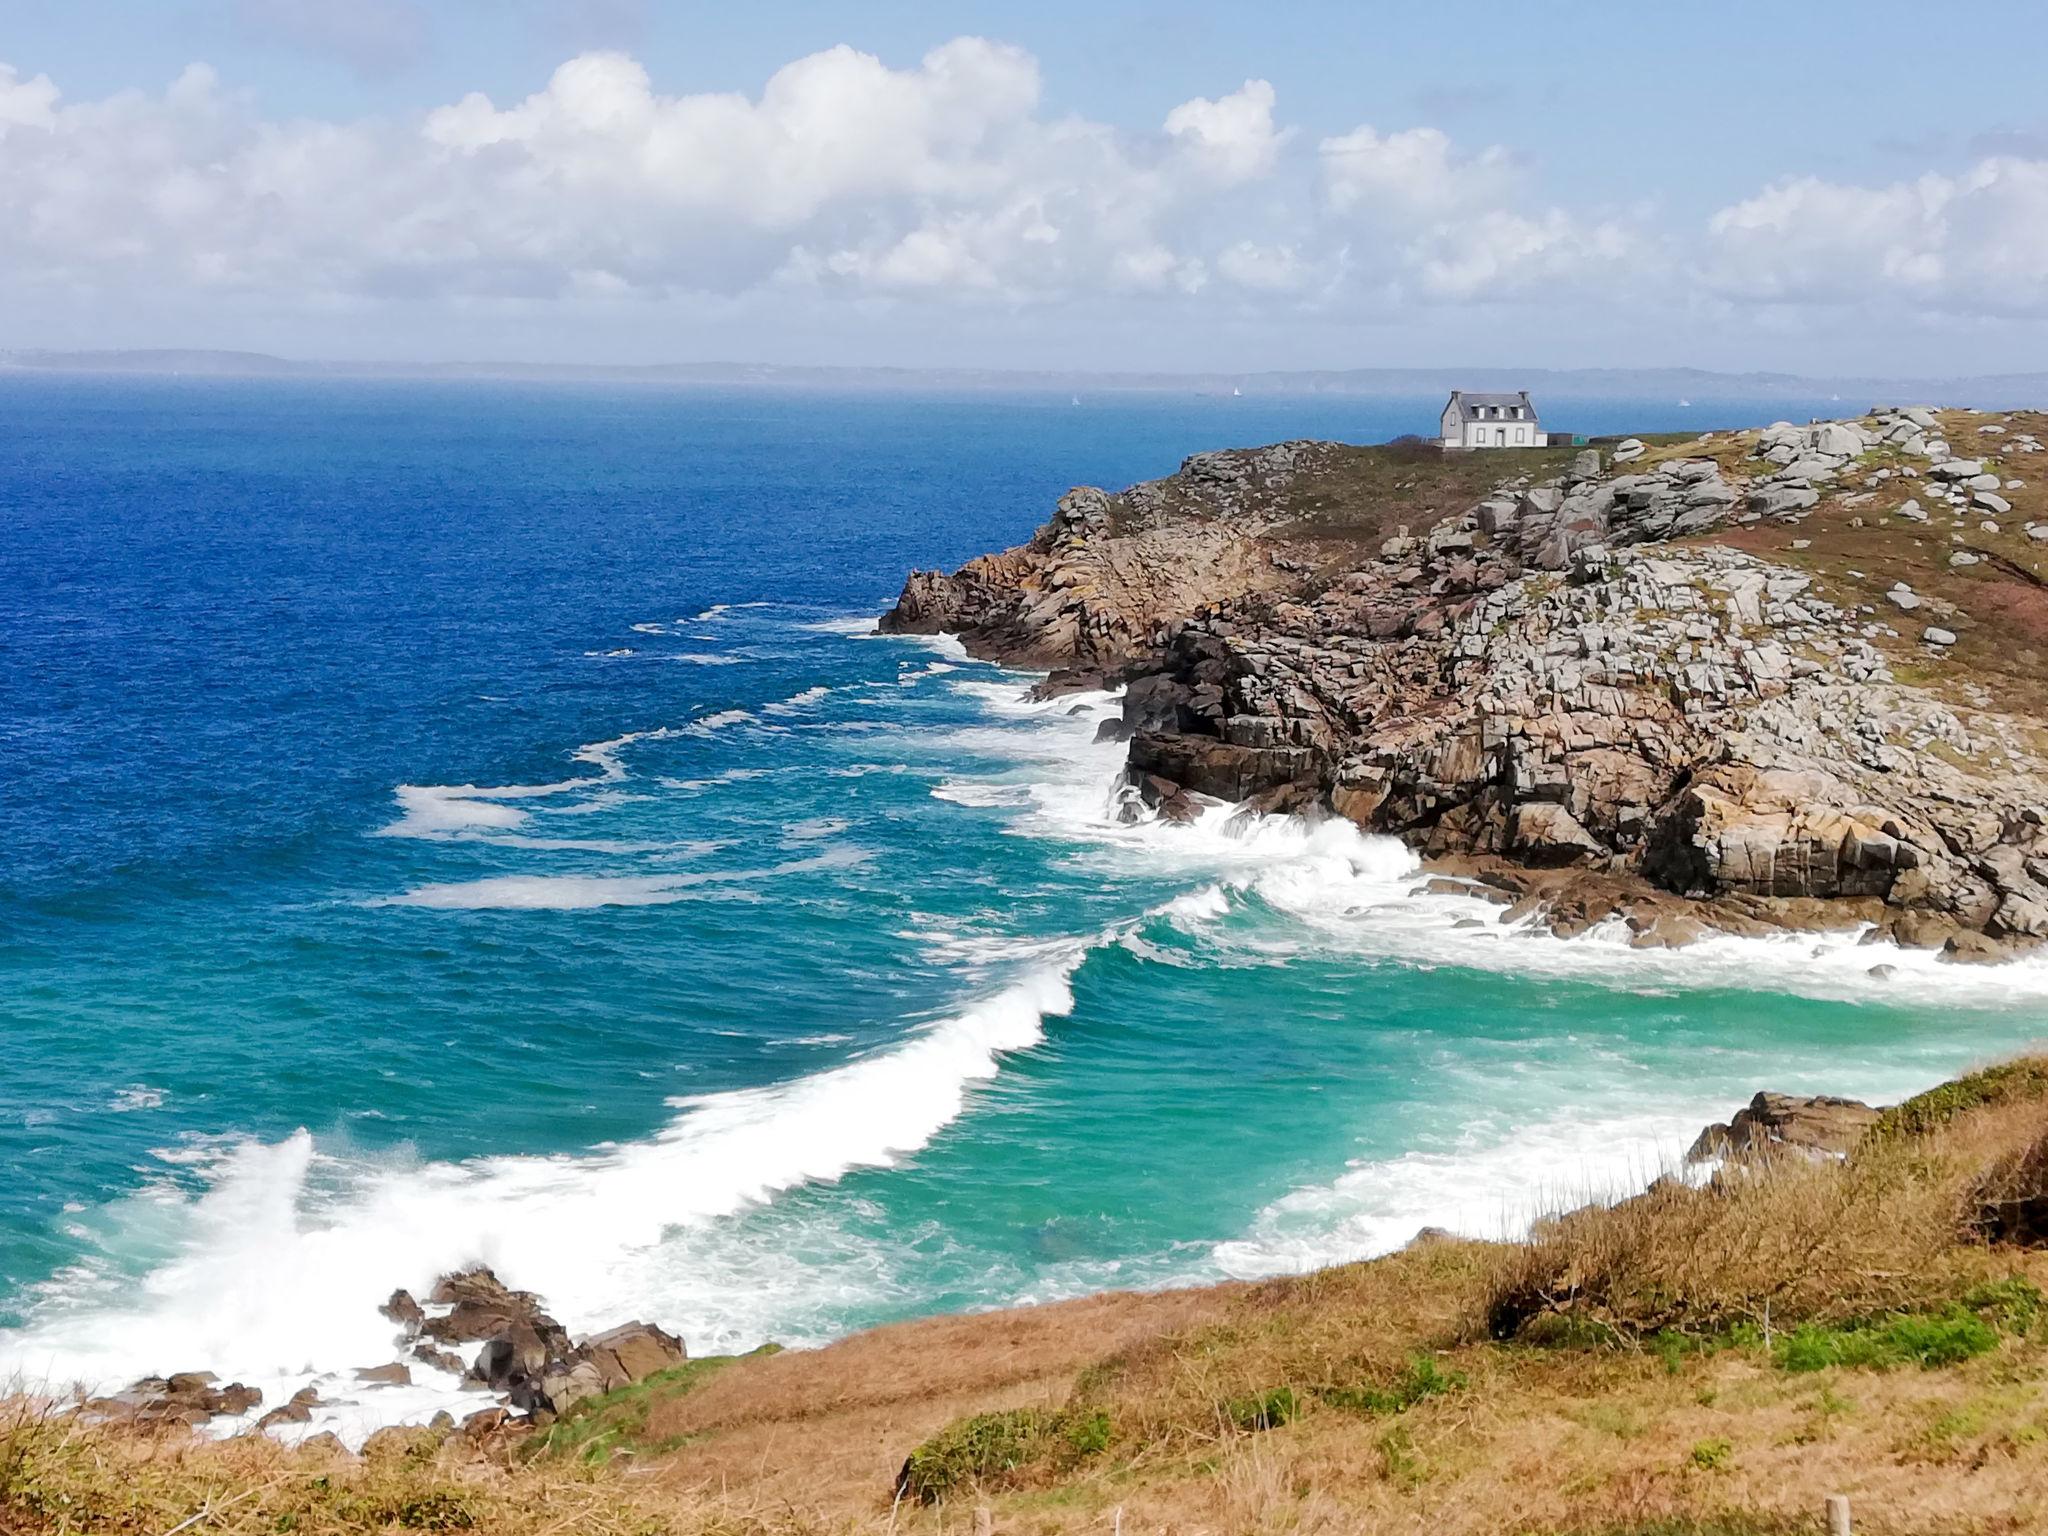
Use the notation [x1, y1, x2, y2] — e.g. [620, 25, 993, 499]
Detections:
[1163, 78, 1287, 185]
[0, 63, 59, 129]
[1316, 121, 1642, 299]
[0, 38, 2040, 355]
[1319, 123, 1512, 221]
[1705, 158, 2048, 313]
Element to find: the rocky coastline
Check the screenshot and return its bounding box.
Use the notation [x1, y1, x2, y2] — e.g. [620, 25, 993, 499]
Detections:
[885, 408, 2048, 958]
[51, 1081, 1946, 1460]
[74, 1266, 686, 1455]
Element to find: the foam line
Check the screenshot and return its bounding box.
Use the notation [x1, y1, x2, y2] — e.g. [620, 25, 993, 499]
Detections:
[0, 956, 1088, 1443]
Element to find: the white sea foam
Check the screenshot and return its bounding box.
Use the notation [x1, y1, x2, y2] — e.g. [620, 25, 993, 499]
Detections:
[1212, 1103, 1711, 1279]
[380, 874, 708, 910]
[107, 1086, 165, 1114]
[377, 849, 872, 911]
[690, 709, 754, 733]
[763, 685, 832, 716]
[941, 680, 2048, 1010]
[0, 957, 1088, 1443]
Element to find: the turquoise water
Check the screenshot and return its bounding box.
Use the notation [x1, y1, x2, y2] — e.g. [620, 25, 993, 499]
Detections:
[3, 377, 2044, 1436]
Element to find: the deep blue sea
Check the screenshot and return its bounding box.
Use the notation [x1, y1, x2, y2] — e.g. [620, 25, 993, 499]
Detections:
[5, 376, 2046, 1437]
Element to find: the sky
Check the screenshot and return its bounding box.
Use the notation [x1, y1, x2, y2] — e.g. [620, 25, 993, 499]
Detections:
[3, 0, 2047, 374]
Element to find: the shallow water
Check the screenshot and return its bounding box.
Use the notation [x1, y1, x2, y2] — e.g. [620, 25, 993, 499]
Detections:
[4, 376, 2043, 1440]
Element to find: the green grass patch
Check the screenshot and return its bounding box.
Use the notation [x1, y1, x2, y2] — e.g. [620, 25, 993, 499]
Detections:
[1775, 1306, 2000, 1373]
[898, 1407, 1114, 1504]
[534, 1344, 782, 1463]
[1224, 1386, 1302, 1432]
[1687, 1437, 1733, 1472]
[1875, 1059, 2048, 1138]
[1316, 1353, 1468, 1417]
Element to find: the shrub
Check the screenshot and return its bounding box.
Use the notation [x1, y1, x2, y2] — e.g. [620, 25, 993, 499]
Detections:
[897, 1406, 1114, 1504]
[1877, 1059, 2048, 1139]
[1688, 1437, 1733, 1471]
[1776, 1306, 2000, 1373]
[1484, 1127, 1997, 1342]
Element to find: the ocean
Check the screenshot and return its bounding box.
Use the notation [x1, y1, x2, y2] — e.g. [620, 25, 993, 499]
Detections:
[5, 375, 2046, 1440]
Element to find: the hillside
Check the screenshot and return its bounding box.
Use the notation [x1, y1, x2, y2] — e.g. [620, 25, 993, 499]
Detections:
[7, 1061, 2048, 1533]
[886, 409, 2048, 958]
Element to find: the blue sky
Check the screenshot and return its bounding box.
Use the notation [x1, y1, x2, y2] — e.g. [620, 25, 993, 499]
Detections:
[4, 1, 2047, 371]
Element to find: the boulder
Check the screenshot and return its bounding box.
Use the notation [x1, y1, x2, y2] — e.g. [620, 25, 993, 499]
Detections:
[1686, 1092, 1881, 1163]
[580, 1322, 687, 1390]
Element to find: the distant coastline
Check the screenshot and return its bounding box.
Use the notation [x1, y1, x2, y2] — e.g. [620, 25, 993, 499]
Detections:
[7, 347, 2048, 408]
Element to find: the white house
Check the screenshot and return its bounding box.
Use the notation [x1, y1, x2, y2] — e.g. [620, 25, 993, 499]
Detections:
[1440, 390, 1547, 449]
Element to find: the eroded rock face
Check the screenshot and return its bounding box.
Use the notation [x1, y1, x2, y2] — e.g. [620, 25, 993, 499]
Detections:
[1687, 1092, 1883, 1163]
[884, 413, 2048, 953]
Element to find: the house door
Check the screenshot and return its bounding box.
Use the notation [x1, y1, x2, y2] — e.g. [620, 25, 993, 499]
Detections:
[1496, 427, 1506, 446]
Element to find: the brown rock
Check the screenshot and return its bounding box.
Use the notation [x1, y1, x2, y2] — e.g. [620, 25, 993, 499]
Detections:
[354, 1363, 412, 1386]
[1687, 1091, 1881, 1164]
[580, 1322, 686, 1389]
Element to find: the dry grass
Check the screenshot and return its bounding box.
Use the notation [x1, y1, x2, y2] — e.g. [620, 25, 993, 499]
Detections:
[12, 1060, 2048, 1535]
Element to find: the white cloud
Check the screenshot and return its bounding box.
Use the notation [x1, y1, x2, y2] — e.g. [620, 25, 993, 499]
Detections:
[1316, 121, 1641, 298]
[1319, 123, 1512, 221]
[1163, 78, 1287, 186]
[0, 64, 59, 130]
[1705, 157, 2048, 313]
[0, 40, 2042, 360]
[1412, 209, 1642, 298]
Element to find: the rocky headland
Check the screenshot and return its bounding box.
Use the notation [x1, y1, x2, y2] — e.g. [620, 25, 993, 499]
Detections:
[885, 409, 2048, 957]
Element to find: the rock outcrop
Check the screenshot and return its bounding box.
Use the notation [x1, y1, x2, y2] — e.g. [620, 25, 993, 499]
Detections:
[75, 1267, 693, 1443]
[1686, 1092, 1883, 1163]
[383, 1266, 687, 1419]
[82, 1373, 264, 1430]
[887, 410, 2048, 952]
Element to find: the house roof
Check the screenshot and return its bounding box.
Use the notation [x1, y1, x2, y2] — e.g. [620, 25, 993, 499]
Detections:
[1445, 390, 1539, 422]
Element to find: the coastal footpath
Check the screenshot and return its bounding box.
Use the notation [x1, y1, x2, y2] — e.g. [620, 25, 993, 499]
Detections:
[886, 409, 2048, 957]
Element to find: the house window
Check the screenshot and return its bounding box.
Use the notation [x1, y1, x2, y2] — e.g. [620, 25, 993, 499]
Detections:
[1514, 427, 1526, 443]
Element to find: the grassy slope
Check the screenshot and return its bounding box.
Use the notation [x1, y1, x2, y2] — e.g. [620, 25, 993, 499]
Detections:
[9, 1058, 2048, 1535]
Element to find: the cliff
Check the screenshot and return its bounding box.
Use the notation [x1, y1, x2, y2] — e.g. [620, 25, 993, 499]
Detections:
[885, 410, 2048, 957]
